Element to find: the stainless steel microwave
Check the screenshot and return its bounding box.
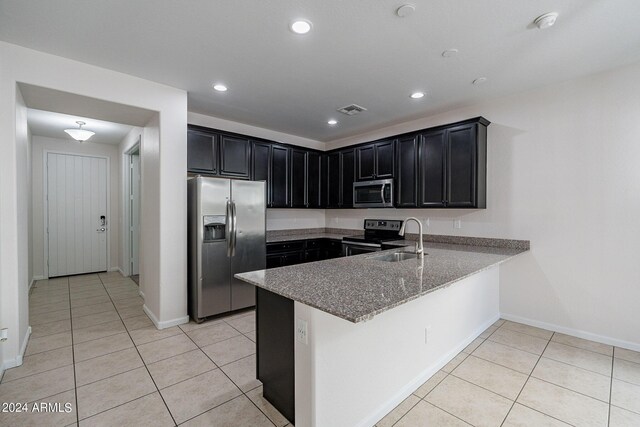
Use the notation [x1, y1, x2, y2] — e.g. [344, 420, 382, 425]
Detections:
[353, 179, 394, 208]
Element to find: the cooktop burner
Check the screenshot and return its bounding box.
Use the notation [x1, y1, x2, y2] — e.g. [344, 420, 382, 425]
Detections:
[342, 219, 403, 245]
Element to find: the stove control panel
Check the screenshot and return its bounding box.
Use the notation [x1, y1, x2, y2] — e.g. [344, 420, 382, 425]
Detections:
[364, 219, 403, 231]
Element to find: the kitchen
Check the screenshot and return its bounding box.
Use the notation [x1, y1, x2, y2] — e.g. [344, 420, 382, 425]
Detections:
[1, 1, 640, 426]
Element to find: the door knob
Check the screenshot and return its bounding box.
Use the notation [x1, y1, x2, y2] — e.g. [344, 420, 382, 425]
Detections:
[96, 228, 106, 232]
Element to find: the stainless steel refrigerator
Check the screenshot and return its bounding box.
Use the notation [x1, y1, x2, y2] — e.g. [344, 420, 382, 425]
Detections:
[187, 176, 266, 322]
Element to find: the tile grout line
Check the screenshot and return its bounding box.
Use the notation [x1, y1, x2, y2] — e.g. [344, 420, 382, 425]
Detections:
[499, 331, 554, 427]
[63, 278, 81, 426]
[91, 273, 179, 426]
[607, 349, 615, 426]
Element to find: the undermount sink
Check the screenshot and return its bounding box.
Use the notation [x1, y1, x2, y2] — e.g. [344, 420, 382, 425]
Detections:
[371, 251, 420, 262]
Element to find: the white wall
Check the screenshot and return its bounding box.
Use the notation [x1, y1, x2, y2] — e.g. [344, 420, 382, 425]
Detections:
[326, 61, 640, 349]
[31, 136, 121, 278]
[0, 41, 188, 368]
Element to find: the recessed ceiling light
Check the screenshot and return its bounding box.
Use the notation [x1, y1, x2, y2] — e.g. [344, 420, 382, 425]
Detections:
[213, 83, 228, 92]
[327, 119, 338, 125]
[533, 12, 558, 29]
[290, 20, 312, 35]
[410, 92, 425, 99]
[472, 77, 487, 85]
[442, 49, 458, 58]
[396, 4, 416, 18]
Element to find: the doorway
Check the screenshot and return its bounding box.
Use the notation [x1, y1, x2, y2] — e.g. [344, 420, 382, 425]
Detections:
[128, 143, 141, 283]
[45, 152, 109, 277]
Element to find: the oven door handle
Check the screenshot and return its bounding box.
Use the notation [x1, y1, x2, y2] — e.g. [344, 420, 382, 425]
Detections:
[343, 241, 381, 248]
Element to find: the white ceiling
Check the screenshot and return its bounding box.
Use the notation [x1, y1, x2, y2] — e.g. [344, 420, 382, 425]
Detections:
[2, 0, 640, 142]
[27, 109, 134, 146]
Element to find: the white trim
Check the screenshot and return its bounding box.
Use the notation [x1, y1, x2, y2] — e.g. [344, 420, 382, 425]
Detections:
[43, 150, 111, 278]
[143, 304, 188, 330]
[500, 312, 640, 352]
[360, 313, 500, 427]
[32, 275, 45, 281]
[107, 266, 123, 274]
[29, 278, 35, 291]
[139, 289, 145, 299]
[122, 139, 141, 278]
[2, 326, 32, 371]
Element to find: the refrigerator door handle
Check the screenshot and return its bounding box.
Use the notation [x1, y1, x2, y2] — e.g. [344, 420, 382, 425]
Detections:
[226, 200, 233, 257]
[231, 201, 238, 257]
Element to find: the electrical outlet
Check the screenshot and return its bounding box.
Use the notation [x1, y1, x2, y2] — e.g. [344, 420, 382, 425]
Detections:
[0, 328, 8, 342]
[453, 219, 462, 229]
[295, 319, 308, 345]
[424, 325, 432, 345]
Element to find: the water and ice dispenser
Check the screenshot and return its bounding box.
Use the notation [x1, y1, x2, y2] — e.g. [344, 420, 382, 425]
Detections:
[203, 215, 226, 241]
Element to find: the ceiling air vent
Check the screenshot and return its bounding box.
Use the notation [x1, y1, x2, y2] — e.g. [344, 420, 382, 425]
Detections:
[337, 104, 368, 116]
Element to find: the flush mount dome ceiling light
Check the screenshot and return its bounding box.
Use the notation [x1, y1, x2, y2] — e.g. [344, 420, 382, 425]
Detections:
[64, 121, 95, 142]
[213, 83, 228, 92]
[534, 12, 558, 29]
[290, 19, 312, 34]
[396, 4, 416, 18]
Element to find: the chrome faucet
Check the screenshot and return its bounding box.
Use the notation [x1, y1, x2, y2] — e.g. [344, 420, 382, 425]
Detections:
[399, 217, 424, 259]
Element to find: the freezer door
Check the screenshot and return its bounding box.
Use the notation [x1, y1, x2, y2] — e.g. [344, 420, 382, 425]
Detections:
[230, 180, 266, 310]
[196, 177, 232, 319]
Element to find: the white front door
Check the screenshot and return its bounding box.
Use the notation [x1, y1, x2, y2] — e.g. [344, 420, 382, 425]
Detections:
[47, 153, 108, 277]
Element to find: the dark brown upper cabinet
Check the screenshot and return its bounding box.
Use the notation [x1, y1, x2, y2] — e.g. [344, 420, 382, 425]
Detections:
[325, 152, 341, 208]
[395, 135, 420, 208]
[219, 135, 251, 179]
[290, 148, 322, 209]
[419, 129, 447, 208]
[270, 144, 290, 208]
[187, 128, 217, 174]
[340, 149, 356, 208]
[356, 140, 395, 181]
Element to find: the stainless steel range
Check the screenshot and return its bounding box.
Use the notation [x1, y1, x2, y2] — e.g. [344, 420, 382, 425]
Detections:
[342, 219, 403, 256]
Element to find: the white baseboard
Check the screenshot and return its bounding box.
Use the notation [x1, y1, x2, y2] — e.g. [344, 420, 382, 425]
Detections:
[361, 313, 501, 427]
[138, 289, 145, 299]
[143, 304, 189, 330]
[108, 266, 125, 275]
[29, 278, 35, 291]
[2, 326, 32, 372]
[500, 312, 640, 352]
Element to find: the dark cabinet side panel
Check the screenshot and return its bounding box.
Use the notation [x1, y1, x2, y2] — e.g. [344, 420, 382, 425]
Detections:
[271, 145, 290, 208]
[327, 152, 341, 208]
[187, 130, 217, 174]
[375, 140, 395, 179]
[419, 130, 447, 207]
[256, 288, 295, 424]
[290, 149, 307, 208]
[341, 149, 355, 208]
[219, 135, 251, 179]
[447, 124, 477, 207]
[307, 151, 321, 208]
[396, 135, 419, 207]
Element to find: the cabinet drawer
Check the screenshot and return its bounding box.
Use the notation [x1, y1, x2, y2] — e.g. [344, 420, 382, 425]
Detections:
[267, 241, 305, 254]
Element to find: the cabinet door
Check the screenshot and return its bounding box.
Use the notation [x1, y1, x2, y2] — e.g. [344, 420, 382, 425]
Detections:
[252, 141, 271, 206]
[281, 251, 305, 266]
[290, 149, 307, 208]
[419, 130, 446, 207]
[356, 144, 376, 181]
[266, 254, 284, 269]
[307, 151, 321, 208]
[375, 140, 395, 179]
[320, 154, 328, 208]
[340, 149, 355, 208]
[219, 135, 250, 178]
[187, 129, 217, 174]
[396, 135, 419, 207]
[327, 152, 341, 208]
[271, 145, 290, 208]
[305, 248, 323, 262]
[446, 124, 477, 207]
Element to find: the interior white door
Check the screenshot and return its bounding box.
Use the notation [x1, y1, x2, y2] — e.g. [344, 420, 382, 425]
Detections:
[47, 153, 108, 277]
[130, 152, 140, 275]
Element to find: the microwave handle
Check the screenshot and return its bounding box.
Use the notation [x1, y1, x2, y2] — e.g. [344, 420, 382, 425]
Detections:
[380, 184, 386, 204]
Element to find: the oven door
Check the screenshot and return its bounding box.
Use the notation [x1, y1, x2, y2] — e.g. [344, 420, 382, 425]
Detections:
[342, 241, 382, 257]
[353, 179, 394, 208]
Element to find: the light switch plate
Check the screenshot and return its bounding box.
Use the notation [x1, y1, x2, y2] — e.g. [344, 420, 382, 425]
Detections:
[295, 319, 308, 345]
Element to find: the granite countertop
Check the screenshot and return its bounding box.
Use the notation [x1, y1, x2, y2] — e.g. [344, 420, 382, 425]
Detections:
[236, 242, 528, 323]
[266, 233, 348, 243]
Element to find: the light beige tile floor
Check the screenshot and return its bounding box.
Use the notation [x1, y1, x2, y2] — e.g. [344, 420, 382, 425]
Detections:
[2, 274, 640, 427]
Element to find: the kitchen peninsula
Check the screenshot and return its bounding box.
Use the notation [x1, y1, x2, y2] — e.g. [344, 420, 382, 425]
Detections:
[236, 238, 529, 427]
